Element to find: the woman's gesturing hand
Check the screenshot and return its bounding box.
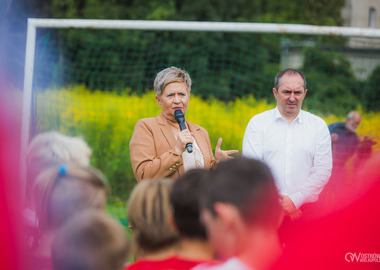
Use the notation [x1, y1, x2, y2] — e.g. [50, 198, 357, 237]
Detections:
[215, 138, 239, 163]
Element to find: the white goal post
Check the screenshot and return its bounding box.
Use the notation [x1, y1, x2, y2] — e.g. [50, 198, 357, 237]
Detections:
[20, 18, 380, 201]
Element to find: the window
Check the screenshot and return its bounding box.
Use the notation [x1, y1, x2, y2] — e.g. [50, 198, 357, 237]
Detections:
[369, 7, 376, 28]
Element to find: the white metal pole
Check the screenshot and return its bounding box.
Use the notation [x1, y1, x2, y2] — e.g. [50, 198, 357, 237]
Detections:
[27, 18, 380, 38]
[20, 19, 36, 204]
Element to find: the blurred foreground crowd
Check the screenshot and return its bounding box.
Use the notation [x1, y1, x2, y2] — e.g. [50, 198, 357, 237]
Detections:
[2, 127, 379, 270]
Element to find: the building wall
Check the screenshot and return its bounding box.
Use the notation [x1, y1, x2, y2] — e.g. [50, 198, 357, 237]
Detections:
[343, 0, 380, 28]
[352, 0, 380, 28]
[340, 0, 380, 74]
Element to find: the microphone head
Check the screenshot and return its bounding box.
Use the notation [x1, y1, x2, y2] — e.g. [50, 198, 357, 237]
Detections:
[174, 109, 185, 123]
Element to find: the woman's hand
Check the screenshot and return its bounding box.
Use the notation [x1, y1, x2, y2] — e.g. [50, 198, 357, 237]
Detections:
[174, 129, 194, 155]
[215, 138, 239, 163]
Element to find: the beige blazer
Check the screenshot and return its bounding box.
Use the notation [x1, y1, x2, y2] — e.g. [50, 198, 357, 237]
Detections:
[130, 113, 216, 181]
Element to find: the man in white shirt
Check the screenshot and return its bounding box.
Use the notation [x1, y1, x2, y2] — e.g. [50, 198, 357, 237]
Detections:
[242, 68, 332, 221]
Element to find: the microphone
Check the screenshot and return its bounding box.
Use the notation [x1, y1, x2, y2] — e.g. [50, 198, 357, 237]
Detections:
[174, 109, 193, 153]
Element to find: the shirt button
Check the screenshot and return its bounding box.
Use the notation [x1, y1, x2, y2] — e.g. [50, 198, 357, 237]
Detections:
[169, 168, 172, 171]
[175, 163, 179, 166]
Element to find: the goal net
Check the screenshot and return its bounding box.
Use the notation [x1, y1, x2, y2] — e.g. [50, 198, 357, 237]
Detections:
[23, 19, 380, 224]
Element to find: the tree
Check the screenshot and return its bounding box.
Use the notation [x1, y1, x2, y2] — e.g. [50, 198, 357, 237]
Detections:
[9, 0, 349, 99]
[302, 47, 359, 114]
[364, 65, 380, 111]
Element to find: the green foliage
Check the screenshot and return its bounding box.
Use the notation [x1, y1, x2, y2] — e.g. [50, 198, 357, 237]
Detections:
[30, 0, 348, 104]
[304, 71, 358, 114]
[302, 47, 359, 114]
[6, 0, 348, 90]
[246, 0, 345, 25]
[51, 0, 79, 18]
[364, 65, 380, 111]
[303, 47, 353, 77]
[45, 0, 345, 25]
[35, 29, 281, 100]
[34, 28, 380, 115]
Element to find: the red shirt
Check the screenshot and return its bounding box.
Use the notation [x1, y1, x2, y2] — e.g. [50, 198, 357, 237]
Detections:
[125, 256, 218, 270]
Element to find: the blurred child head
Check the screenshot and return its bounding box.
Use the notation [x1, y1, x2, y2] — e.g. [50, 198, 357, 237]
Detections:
[33, 165, 108, 232]
[201, 157, 281, 261]
[52, 211, 129, 270]
[128, 178, 179, 256]
[170, 168, 209, 240]
[27, 131, 92, 190]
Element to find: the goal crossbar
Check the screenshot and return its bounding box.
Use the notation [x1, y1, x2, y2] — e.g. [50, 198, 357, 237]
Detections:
[28, 18, 380, 37]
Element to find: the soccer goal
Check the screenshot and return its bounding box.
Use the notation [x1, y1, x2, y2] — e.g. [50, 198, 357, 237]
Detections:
[22, 19, 380, 224]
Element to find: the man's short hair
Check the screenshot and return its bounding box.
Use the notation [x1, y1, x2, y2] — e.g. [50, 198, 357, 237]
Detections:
[202, 156, 280, 227]
[170, 168, 209, 240]
[52, 211, 130, 270]
[274, 68, 307, 91]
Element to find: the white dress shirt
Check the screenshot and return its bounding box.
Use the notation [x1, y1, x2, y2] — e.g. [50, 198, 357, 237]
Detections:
[242, 107, 332, 209]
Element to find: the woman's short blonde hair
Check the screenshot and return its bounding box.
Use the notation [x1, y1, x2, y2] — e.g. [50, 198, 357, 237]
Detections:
[33, 165, 108, 231]
[153, 66, 192, 96]
[128, 178, 179, 254]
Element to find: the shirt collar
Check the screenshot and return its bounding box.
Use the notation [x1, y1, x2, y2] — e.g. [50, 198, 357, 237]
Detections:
[274, 107, 283, 120]
[274, 107, 303, 124]
[295, 110, 303, 123]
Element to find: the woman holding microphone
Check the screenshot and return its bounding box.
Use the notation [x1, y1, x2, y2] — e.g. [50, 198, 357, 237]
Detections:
[129, 66, 237, 181]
